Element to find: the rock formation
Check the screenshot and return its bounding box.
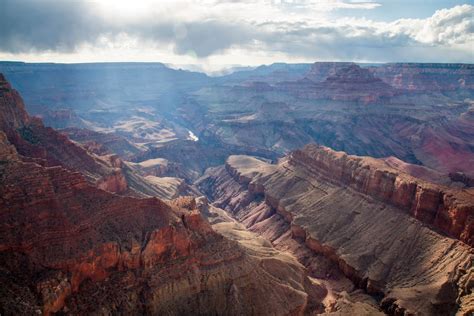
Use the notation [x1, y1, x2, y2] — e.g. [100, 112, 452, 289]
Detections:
[198, 144, 474, 315]
[1, 60, 474, 315]
[304, 62, 355, 82]
[290, 144, 474, 245]
[277, 64, 397, 103]
[0, 74, 198, 200]
[192, 63, 474, 178]
[0, 73, 340, 315]
[0, 129, 328, 315]
[3, 63, 473, 179]
[369, 63, 474, 91]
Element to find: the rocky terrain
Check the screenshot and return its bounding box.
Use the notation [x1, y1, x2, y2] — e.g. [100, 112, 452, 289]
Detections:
[277, 64, 397, 103]
[370, 63, 474, 92]
[197, 144, 474, 315]
[195, 63, 474, 178]
[0, 60, 473, 315]
[0, 74, 341, 315]
[1, 62, 473, 178]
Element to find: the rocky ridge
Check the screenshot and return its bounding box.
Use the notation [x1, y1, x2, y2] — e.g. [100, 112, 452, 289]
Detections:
[290, 144, 474, 246]
[0, 73, 337, 315]
[0, 74, 192, 199]
[198, 144, 474, 315]
[370, 63, 474, 91]
[0, 131, 325, 315]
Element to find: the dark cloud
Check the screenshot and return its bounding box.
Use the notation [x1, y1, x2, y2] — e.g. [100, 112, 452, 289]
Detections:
[128, 20, 254, 57]
[0, 0, 472, 62]
[0, 0, 254, 57]
[171, 22, 253, 57]
[0, 0, 103, 52]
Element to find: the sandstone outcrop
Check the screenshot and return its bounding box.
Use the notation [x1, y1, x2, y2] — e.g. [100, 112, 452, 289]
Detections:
[290, 144, 474, 246]
[0, 132, 323, 315]
[198, 144, 474, 315]
[278, 64, 397, 103]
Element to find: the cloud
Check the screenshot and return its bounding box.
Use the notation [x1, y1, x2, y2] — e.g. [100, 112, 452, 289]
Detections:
[0, 0, 103, 53]
[248, 4, 474, 61]
[0, 0, 472, 65]
[391, 4, 474, 45]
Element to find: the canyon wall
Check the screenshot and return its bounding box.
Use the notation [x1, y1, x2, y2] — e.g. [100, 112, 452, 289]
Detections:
[0, 131, 316, 315]
[369, 63, 474, 91]
[0, 73, 323, 315]
[289, 144, 474, 246]
[199, 145, 474, 315]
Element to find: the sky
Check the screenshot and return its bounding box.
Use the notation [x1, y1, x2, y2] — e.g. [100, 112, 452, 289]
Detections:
[0, 0, 473, 72]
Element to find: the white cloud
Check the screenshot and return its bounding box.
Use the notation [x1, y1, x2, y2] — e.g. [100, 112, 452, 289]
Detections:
[390, 4, 474, 45]
[0, 0, 472, 68]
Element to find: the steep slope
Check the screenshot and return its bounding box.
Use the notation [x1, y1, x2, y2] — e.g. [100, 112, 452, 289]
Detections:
[288, 145, 474, 245]
[0, 74, 117, 184]
[278, 64, 397, 103]
[370, 63, 474, 92]
[0, 132, 315, 315]
[198, 144, 474, 315]
[194, 63, 474, 177]
[0, 74, 194, 199]
[0, 74, 345, 315]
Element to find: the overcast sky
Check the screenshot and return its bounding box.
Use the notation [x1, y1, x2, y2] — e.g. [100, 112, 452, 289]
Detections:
[0, 0, 473, 72]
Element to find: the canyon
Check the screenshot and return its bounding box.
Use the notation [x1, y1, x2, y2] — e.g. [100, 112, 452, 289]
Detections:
[0, 61, 473, 315]
[0, 73, 329, 315]
[197, 144, 474, 315]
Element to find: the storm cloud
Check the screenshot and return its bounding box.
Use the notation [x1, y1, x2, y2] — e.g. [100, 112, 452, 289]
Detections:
[0, 0, 472, 65]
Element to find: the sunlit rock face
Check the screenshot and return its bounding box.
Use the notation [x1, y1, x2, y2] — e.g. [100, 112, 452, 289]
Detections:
[197, 144, 474, 315]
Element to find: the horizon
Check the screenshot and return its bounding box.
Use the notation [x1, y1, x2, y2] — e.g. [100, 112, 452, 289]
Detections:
[1, 1, 473, 73]
[1, 59, 472, 76]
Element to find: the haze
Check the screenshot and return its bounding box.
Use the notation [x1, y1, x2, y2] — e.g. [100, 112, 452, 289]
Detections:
[0, 0, 473, 72]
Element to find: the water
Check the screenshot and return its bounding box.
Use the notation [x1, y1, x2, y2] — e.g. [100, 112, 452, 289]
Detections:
[188, 130, 199, 142]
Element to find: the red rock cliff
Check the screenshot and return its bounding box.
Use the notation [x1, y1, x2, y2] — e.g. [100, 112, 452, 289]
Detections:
[0, 74, 315, 316]
[289, 144, 474, 246]
[369, 63, 474, 91]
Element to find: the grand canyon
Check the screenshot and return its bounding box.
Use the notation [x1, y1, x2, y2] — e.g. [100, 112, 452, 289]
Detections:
[0, 61, 473, 315]
[1, 0, 474, 315]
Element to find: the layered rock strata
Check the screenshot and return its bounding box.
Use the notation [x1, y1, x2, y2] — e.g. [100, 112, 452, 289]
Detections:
[278, 64, 397, 103]
[370, 63, 474, 91]
[0, 74, 192, 200]
[0, 74, 331, 315]
[290, 144, 474, 246]
[0, 132, 325, 315]
[198, 144, 474, 315]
